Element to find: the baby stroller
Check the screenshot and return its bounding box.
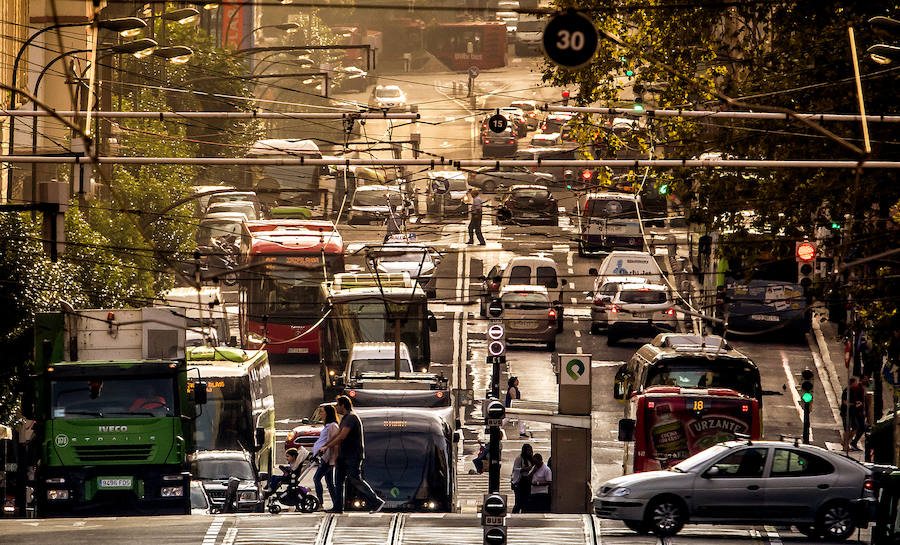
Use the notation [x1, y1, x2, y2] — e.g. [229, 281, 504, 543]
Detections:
[265, 447, 321, 514]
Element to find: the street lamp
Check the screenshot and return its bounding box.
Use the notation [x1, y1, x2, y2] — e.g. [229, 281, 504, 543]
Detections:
[153, 46, 194, 64]
[868, 16, 900, 64]
[161, 8, 200, 25]
[237, 22, 302, 49]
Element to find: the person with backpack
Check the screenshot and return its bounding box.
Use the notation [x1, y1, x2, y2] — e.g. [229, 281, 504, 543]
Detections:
[841, 376, 866, 451]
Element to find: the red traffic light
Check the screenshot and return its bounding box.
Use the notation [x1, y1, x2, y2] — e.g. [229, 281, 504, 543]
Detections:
[561, 90, 570, 98]
[796, 242, 816, 262]
[582, 169, 592, 180]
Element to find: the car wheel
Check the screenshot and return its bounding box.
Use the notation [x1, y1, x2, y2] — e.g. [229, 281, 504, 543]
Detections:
[816, 501, 855, 541]
[590, 323, 600, 335]
[624, 520, 651, 535]
[645, 496, 685, 537]
[547, 339, 556, 352]
[483, 181, 496, 193]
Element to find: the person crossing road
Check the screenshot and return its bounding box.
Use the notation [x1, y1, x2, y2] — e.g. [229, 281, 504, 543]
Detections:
[466, 189, 486, 245]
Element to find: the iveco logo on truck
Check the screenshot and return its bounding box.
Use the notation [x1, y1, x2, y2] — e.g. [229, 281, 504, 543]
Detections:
[99, 425, 128, 432]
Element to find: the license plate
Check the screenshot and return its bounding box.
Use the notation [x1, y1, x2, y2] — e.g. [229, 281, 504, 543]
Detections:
[484, 516, 505, 526]
[750, 314, 779, 322]
[511, 320, 539, 329]
[287, 347, 309, 354]
[98, 478, 132, 489]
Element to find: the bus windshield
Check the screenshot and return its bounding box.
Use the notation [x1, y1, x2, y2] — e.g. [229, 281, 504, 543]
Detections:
[51, 377, 176, 418]
[363, 431, 449, 505]
[340, 301, 426, 365]
[645, 357, 761, 400]
[192, 377, 253, 452]
[247, 265, 328, 323]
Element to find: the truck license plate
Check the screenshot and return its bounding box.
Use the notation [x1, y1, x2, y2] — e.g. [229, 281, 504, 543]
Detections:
[98, 478, 132, 489]
[750, 314, 779, 322]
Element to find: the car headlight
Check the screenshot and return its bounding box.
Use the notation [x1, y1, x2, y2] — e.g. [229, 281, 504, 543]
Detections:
[239, 490, 258, 501]
[609, 487, 631, 497]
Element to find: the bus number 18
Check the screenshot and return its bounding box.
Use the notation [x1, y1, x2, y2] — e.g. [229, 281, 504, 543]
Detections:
[692, 400, 704, 411]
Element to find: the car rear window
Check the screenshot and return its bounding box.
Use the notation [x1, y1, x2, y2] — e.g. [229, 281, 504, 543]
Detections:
[509, 265, 530, 284]
[619, 290, 667, 304]
[502, 293, 550, 310]
[512, 188, 550, 200]
[536, 266, 558, 289]
[585, 198, 639, 219]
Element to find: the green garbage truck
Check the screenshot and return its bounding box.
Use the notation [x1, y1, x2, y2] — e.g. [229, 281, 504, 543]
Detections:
[23, 307, 207, 516]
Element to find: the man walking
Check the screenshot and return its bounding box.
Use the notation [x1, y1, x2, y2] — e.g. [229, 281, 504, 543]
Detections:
[466, 189, 486, 245]
[320, 395, 385, 513]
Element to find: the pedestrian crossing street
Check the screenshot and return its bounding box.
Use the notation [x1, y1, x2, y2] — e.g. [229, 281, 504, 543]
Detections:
[211, 513, 798, 545]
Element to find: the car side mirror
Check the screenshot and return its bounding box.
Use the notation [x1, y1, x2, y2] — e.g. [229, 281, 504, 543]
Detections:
[301, 418, 310, 425]
[613, 364, 628, 401]
[618, 418, 635, 442]
[703, 466, 720, 478]
[254, 427, 265, 452]
[427, 311, 438, 332]
[589, 268, 598, 277]
[194, 382, 208, 406]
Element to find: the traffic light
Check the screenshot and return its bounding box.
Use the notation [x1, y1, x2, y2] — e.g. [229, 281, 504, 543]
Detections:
[561, 90, 570, 106]
[482, 493, 507, 545]
[487, 324, 505, 359]
[800, 368, 814, 404]
[796, 241, 817, 289]
[658, 183, 669, 195]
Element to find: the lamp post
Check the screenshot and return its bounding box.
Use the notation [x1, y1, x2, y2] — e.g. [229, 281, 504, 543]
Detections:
[237, 22, 302, 49]
[5, 17, 146, 202]
[27, 39, 158, 204]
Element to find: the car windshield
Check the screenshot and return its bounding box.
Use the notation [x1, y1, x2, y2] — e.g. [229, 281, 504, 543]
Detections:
[447, 178, 468, 191]
[645, 358, 761, 399]
[351, 358, 412, 374]
[377, 249, 430, 263]
[191, 458, 256, 481]
[619, 290, 668, 304]
[354, 191, 403, 207]
[512, 188, 550, 200]
[671, 445, 730, 472]
[502, 293, 550, 310]
[585, 198, 639, 219]
[377, 88, 402, 98]
[50, 377, 176, 418]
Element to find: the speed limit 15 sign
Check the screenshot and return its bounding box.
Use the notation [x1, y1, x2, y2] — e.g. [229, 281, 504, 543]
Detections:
[542, 10, 599, 69]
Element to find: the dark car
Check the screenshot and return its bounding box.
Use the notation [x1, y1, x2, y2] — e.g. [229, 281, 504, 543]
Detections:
[497, 185, 559, 226]
[189, 450, 264, 512]
[284, 403, 334, 450]
[467, 165, 552, 193]
[482, 126, 518, 158]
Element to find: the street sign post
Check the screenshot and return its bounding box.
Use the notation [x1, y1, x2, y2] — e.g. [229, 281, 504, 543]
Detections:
[542, 10, 599, 69]
[469, 66, 480, 79]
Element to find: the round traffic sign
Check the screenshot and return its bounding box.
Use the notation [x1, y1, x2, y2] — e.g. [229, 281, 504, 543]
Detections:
[488, 114, 508, 134]
[542, 10, 599, 69]
[488, 324, 504, 340]
[468, 65, 480, 79]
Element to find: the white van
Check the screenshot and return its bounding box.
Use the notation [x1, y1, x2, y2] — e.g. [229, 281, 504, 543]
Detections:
[515, 16, 545, 56]
[578, 192, 643, 256]
[591, 251, 664, 284]
[480, 255, 567, 331]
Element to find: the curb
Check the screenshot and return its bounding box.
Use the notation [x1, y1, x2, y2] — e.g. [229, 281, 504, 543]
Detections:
[810, 309, 845, 422]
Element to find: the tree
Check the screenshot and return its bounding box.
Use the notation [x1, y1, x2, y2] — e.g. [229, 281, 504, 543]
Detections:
[542, 0, 900, 336]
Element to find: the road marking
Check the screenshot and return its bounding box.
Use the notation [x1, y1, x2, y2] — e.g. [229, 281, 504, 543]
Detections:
[574, 330, 581, 338]
[567, 252, 574, 267]
[763, 525, 783, 545]
[781, 350, 813, 442]
[202, 515, 225, 545]
[222, 527, 236, 545]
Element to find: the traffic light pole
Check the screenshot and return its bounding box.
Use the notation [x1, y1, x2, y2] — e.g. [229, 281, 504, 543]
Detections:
[484, 308, 508, 545]
[802, 401, 811, 444]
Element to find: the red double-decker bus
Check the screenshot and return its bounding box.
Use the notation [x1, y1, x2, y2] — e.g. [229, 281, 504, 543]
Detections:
[240, 219, 344, 362]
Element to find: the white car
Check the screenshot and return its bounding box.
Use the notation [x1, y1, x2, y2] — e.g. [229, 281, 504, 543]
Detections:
[606, 282, 677, 345]
[347, 342, 414, 376]
[369, 85, 407, 111]
[589, 275, 648, 334]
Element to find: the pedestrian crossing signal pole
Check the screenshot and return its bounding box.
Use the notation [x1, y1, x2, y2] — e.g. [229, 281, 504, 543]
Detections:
[484, 307, 507, 545]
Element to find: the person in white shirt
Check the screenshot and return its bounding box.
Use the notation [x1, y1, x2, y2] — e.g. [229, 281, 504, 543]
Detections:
[528, 453, 552, 512]
[312, 404, 340, 510]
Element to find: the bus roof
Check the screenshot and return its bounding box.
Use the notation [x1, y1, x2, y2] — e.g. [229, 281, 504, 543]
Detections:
[248, 139, 321, 157]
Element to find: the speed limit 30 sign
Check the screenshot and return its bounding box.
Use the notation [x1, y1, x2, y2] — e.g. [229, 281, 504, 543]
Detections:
[542, 10, 599, 69]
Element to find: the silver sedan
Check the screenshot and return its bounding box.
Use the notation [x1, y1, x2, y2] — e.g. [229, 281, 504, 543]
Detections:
[594, 441, 875, 540]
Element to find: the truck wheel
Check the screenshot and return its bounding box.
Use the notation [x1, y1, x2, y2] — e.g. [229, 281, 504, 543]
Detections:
[816, 501, 855, 541]
[645, 496, 685, 536]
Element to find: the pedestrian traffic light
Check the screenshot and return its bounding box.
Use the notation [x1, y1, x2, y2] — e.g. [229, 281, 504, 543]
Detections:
[658, 183, 669, 195]
[483, 526, 507, 545]
[485, 399, 506, 424]
[561, 90, 570, 106]
[488, 298, 503, 319]
[800, 368, 814, 403]
[796, 241, 817, 289]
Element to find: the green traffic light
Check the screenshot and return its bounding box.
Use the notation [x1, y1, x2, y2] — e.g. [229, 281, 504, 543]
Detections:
[633, 104, 644, 112]
[625, 69, 634, 77]
[659, 183, 669, 195]
[831, 222, 841, 229]
[801, 392, 813, 403]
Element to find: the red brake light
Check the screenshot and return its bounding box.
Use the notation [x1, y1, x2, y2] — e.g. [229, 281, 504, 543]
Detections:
[610, 305, 618, 313]
[508, 139, 515, 144]
[549, 309, 557, 318]
[865, 479, 875, 490]
[484, 139, 490, 145]
[348, 390, 356, 397]
[666, 308, 675, 315]
[436, 391, 444, 398]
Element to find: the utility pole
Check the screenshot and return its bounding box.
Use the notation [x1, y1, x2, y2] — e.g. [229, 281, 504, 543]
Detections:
[483, 301, 507, 545]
